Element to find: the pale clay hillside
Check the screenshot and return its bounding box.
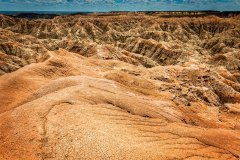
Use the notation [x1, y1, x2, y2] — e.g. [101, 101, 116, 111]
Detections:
[0, 12, 240, 160]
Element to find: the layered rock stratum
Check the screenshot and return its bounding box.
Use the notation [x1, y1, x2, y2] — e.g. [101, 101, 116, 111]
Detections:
[0, 12, 240, 160]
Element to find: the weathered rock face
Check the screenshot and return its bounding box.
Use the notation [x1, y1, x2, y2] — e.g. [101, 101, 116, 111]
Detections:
[0, 12, 240, 160]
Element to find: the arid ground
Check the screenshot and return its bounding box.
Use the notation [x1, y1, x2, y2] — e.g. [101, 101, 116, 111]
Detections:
[0, 12, 240, 159]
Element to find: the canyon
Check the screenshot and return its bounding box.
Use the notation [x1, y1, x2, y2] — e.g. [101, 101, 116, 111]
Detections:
[0, 12, 240, 159]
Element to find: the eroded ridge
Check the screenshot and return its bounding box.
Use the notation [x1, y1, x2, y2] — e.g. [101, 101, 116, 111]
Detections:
[0, 12, 240, 160]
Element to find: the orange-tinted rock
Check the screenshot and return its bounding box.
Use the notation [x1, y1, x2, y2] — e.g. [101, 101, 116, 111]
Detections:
[0, 12, 239, 159]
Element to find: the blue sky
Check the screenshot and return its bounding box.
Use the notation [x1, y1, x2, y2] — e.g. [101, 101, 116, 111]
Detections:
[0, 0, 239, 11]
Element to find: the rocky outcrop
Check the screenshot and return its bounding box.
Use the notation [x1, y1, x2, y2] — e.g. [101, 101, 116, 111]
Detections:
[0, 12, 239, 159]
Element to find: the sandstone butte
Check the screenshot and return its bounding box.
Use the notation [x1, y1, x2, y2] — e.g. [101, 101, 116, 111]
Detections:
[0, 12, 240, 160]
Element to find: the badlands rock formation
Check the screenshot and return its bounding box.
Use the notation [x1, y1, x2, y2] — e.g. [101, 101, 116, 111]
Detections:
[0, 12, 240, 159]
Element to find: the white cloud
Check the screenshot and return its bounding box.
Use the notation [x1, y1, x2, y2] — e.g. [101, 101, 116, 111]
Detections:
[0, 0, 240, 11]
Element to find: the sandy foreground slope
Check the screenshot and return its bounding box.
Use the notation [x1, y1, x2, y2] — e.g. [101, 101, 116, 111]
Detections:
[0, 12, 240, 159]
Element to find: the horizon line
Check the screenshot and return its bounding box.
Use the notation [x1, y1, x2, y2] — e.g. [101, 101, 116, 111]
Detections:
[1, 10, 240, 12]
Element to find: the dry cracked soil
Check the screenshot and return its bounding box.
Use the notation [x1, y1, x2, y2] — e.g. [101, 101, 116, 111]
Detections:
[0, 12, 240, 160]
